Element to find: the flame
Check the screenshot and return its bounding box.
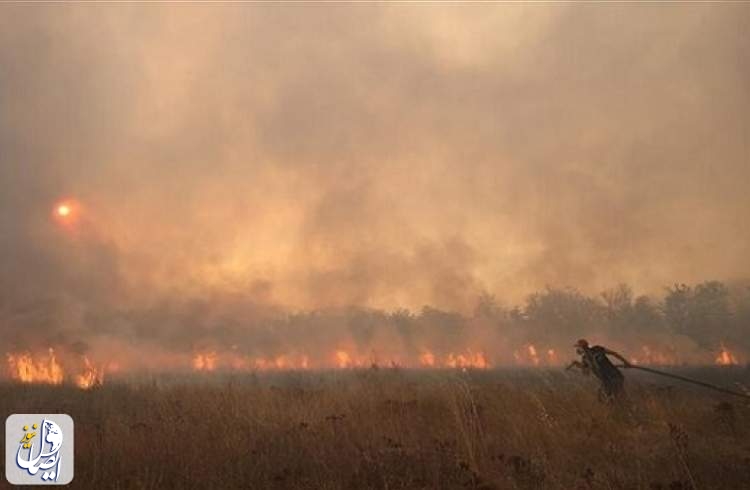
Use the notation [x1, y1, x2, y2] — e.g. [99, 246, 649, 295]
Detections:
[513, 344, 560, 366]
[189, 348, 491, 371]
[193, 351, 313, 371]
[715, 344, 738, 366]
[446, 351, 489, 369]
[419, 351, 436, 367]
[418, 350, 490, 369]
[528, 345, 540, 366]
[182, 344, 750, 373]
[7, 349, 64, 385]
[192, 352, 218, 371]
[6, 349, 104, 389]
[75, 356, 105, 389]
[335, 350, 353, 368]
[332, 350, 378, 368]
[547, 349, 557, 364]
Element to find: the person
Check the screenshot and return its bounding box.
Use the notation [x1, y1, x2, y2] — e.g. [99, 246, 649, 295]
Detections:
[566, 339, 631, 402]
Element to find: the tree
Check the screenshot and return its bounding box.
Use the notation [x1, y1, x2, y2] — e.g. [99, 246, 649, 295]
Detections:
[522, 286, 604, 344]
[600, 284, 667, 337]
[474, 292, 504, 320]
[662, 283, 692, 336]
[662, 281, 731, 348]
[601, 283, 634, 324]
[631, 294, 665, 332]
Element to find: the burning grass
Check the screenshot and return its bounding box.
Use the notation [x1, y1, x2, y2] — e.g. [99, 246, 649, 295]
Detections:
[1, 368, 749, 489]
[5, 349, 104, 390]
[4, 341, 743, 394]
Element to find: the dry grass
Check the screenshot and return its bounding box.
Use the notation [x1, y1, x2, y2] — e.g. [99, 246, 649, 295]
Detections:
[1, 368, 749, 489]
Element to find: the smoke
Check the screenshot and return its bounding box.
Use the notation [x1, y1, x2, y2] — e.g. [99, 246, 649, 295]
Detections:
[0, 5, 748, 364]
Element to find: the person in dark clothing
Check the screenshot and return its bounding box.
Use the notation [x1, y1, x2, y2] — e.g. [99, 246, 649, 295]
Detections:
[566, 339, 631, 402]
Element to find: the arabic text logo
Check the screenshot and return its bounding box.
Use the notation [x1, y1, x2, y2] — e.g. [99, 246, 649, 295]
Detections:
[6, 414, 74, 485]
[16, 419, 64, 481]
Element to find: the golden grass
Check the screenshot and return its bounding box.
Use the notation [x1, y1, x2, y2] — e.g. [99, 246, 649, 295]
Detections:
[1, 368, 749, 489]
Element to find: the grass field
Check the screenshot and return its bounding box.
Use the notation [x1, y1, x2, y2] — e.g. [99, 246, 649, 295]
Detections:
[1, 368, 749, 489]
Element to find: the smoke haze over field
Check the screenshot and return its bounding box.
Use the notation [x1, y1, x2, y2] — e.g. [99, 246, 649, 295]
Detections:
[1, 5, 749, 364]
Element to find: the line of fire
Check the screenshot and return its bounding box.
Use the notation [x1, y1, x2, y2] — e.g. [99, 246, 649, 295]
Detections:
[5, 342, 741, 391]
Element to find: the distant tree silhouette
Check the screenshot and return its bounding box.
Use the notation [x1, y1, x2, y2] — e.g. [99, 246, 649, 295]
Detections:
[601, 284, 634, 324]
[729, 286, 750, 348]
[632, 294, 665, 332]
[474, 292, 503, 320]
[599, 283, 667, 337]
[662, 281, 731, 348]
[521, 286, 604, 344]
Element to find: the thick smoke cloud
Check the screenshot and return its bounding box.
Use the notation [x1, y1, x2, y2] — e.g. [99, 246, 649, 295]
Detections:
[0, 5, 748, 364]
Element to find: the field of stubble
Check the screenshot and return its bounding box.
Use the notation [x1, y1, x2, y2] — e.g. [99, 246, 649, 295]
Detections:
[1, 368, 749, 490]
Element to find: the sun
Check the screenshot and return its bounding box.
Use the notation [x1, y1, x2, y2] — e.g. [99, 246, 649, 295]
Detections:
[53, 200, 78, 223]
[56, 204, 71, 217]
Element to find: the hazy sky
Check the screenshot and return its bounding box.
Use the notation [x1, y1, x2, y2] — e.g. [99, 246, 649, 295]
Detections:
[1, 4, 748, 331]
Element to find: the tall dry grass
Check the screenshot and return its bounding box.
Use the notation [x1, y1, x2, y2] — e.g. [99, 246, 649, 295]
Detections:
[1, 368, 748, 489]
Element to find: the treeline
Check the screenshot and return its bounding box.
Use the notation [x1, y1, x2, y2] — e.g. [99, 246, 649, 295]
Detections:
[152, 280, 750, 364]
[232, 280, 750, 362]
[475, 281, 750, 351]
